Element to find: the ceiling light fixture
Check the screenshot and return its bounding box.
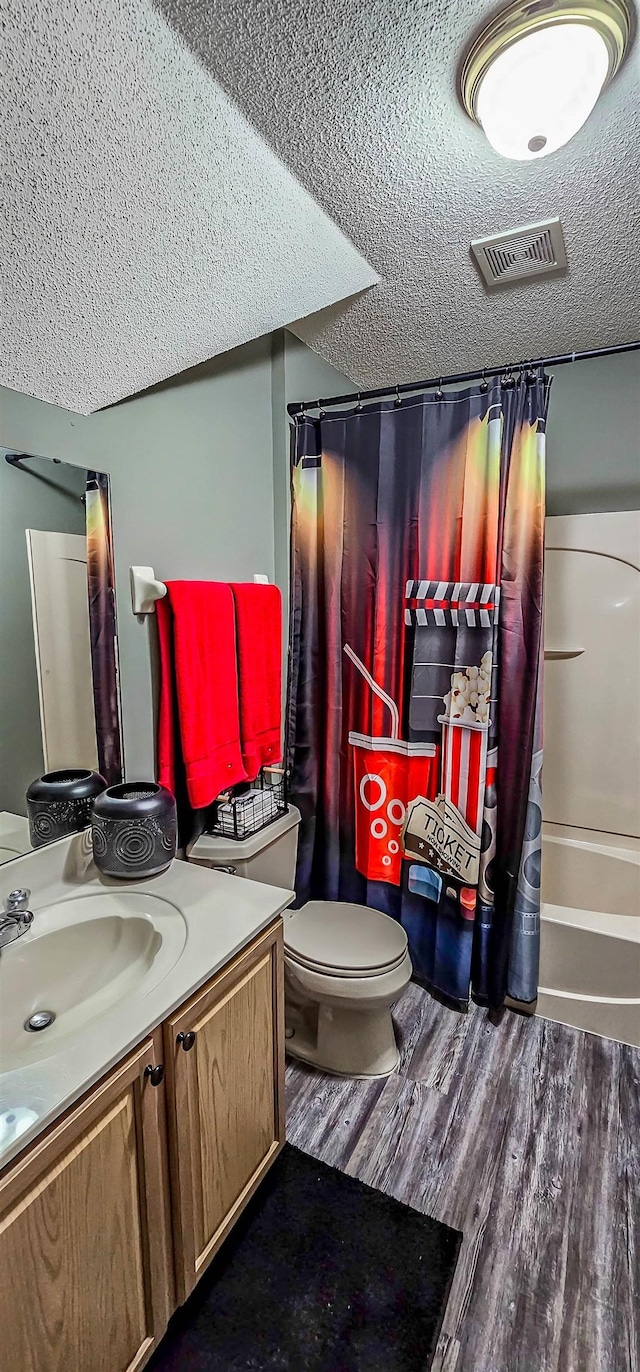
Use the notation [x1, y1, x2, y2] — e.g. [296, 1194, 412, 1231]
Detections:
[459, 1, 631, 160]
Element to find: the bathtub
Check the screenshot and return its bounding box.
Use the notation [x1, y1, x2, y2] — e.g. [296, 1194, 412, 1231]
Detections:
[538, 827, 640, 1048]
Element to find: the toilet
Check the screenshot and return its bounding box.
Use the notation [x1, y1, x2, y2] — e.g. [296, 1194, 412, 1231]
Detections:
[187, 806, 412, 1077]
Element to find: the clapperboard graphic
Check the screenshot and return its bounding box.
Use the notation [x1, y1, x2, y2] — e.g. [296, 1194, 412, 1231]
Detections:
[404, 579, 500, 629]
[402, 580, 499, 888]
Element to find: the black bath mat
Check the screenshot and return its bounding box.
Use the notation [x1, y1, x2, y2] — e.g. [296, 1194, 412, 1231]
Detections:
[149, 1143, 461, 1372]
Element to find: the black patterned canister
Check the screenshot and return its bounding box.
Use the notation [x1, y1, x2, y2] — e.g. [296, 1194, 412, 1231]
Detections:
[26, 769, 108, 849]
[91, 782, 177, 879]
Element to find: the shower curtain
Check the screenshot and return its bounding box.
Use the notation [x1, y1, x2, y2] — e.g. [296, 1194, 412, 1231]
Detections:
[287, 374, 550, 1010]
[86, 472, 122, 785]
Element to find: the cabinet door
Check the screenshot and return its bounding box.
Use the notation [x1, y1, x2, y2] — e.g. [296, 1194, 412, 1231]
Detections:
[165, 919, 285, 1300]
[0, 1033, 173, 1372]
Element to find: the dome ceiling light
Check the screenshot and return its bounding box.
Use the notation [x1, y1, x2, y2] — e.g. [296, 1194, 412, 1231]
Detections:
[459, 0, 632, 160]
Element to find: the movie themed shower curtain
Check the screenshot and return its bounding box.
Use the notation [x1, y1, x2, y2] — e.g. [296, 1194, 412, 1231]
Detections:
[86, 472, 122, 785]
[287, 375, 550, 1010]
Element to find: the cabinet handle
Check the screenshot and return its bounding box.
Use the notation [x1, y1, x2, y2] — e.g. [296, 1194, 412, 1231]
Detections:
[177, 1030, 196, 1051]
[145, 1063, 165, 1086]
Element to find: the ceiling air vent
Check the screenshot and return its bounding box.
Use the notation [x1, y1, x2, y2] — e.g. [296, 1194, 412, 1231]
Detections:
[471, 217, 567, 289]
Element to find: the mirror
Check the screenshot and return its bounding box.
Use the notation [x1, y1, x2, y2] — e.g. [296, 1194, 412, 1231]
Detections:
[0, 448, 123, 862]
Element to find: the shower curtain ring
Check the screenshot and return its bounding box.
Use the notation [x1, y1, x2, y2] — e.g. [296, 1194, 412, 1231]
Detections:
[480, 368, 488, 393]
[317, 398, 325, 419]
[394, 385, 402, 408]
[435, 378, 444, 400]
[355, 392, 363, 412]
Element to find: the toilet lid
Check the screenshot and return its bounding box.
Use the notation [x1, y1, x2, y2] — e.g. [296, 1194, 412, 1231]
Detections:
[285, 901, 408, 976]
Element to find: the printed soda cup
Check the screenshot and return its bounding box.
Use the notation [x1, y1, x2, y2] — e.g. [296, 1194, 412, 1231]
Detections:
[349, 731, 437, 885]
[344, 643, 437, 887]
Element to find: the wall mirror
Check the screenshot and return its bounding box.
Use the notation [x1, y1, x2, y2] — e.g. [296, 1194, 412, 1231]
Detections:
[0, 448, 123, 863]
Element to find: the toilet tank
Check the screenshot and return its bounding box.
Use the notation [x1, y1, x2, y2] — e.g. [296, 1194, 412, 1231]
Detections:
[187, 805, 301, 889]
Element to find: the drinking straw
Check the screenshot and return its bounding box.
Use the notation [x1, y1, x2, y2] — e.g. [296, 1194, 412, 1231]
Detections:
[343, 643, 400, 740]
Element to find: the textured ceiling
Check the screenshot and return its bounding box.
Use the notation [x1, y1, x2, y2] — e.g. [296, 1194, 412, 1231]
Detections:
[1, 0, 376, 412]
[157, 0, 640, 390]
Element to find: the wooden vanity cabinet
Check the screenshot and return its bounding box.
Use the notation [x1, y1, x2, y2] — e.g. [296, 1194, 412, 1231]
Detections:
[0, 1030, 173, 1372]
[0, 917, 285, 1371]
[164, 919, 285, 1301]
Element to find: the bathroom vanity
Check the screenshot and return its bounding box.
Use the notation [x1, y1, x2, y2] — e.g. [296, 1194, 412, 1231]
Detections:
[0, 832, 293, 1372]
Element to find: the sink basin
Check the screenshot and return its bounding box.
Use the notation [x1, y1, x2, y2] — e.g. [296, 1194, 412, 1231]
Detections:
[0, 891, 186, 1069]
[0, 846, 25, 864]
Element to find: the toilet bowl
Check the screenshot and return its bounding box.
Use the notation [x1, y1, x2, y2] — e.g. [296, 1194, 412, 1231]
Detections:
[187, 806, 412, 1077]
[284, 901, 412, 1077]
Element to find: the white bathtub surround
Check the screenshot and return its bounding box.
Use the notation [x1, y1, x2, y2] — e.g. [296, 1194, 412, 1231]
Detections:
[0, 830, 293, 1166]
[539, 511, 640, 1046]
[543, 510, 640, 838]
[539, 828, 640, 1047]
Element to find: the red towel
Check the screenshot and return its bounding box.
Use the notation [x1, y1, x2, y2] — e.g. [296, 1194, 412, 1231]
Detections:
[230, 583, 282, 780]
[157, 582, 248, 808]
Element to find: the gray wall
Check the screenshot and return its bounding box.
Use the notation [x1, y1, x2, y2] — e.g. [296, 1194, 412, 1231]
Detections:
[1, 333, 636, 793]
[0, 337, 275, 780]
[546, 350, 640, 515]
[277, 341, 640, 525]
[0, 452, 86, 813]
[271, 330, 354, 657]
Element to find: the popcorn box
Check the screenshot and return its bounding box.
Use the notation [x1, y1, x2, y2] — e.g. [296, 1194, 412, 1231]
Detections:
[437, 713, 490, 839]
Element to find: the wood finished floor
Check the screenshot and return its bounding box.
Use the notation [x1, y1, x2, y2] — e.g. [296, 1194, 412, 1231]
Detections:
[285, 985, 639, 1372]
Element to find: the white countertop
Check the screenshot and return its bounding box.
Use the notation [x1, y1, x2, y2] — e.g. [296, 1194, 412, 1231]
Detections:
[0, 830, 294, 1169]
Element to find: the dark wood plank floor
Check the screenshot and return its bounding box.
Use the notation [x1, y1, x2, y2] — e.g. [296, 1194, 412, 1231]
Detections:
[286, 984, 639, 1372]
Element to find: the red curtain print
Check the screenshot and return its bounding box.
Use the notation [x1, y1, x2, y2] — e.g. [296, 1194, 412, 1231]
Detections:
[86, 473, 122, 785]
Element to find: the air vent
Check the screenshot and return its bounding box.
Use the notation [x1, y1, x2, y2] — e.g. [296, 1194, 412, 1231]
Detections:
[471, 218, 567, 289]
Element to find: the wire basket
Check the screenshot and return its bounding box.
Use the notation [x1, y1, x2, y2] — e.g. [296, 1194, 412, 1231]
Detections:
[207, 768, 288, 841]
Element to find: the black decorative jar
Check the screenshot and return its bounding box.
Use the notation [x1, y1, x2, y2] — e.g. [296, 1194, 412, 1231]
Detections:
[27, 769, 107, 849]
[91, 782, 177, 879]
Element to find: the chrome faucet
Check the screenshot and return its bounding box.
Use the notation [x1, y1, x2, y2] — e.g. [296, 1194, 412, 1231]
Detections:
[0, 889, 34, 950]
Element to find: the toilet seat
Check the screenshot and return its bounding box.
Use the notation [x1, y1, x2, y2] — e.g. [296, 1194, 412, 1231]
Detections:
[285, 901, 408, 979]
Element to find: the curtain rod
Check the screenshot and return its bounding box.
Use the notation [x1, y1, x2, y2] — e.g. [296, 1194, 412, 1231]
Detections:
[286, 340, 640, 417]
[4, 450, 65, 465]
